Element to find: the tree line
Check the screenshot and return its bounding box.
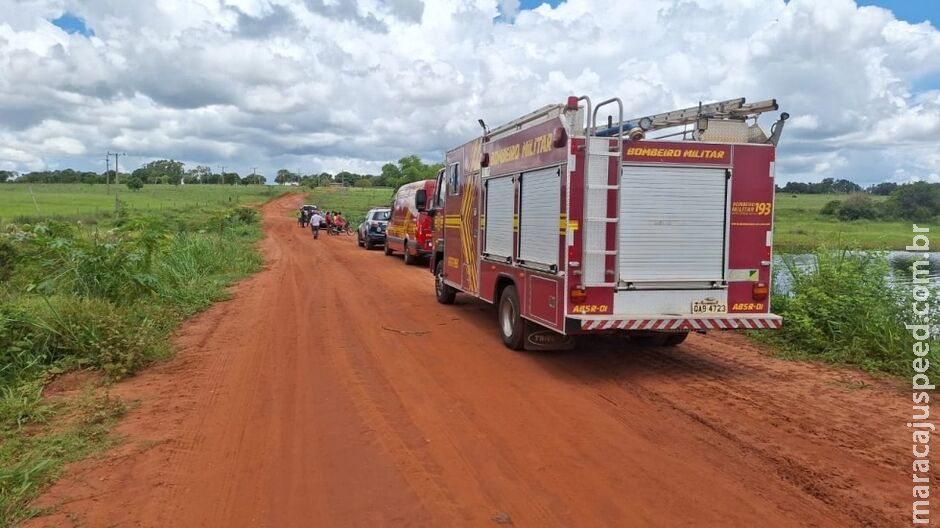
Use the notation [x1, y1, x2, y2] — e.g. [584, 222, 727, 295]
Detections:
[777, 177, 903, 196]
[273, 155, 442, 189]
[1, 154, 442, 191]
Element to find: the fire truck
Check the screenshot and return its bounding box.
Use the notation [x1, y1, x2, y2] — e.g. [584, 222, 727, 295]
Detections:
[425, 96, 789, 350]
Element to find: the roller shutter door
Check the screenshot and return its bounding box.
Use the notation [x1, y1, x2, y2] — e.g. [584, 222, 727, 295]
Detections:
[618, 165, 728, 283]
[519, 167, 560, 267]
[484, 176, 514, 259]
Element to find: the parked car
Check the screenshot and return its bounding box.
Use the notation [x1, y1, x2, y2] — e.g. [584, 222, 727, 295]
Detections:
[385, 179, 436, 264]
[358, 207, 391, 249]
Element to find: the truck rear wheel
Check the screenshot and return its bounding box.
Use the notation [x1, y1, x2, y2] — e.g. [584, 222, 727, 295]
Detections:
[403, 241, 416, 265]
[498, 285, 524, 350]
[435, 260, 457, 305]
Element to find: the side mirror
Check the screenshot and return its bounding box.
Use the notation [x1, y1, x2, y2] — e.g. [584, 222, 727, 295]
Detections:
[415, 189, 427, 212]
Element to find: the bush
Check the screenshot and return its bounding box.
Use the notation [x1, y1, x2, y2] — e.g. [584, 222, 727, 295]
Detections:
[835, 193, 879, 221]
[768, 250, 937, 376]
[820, 200, 840, 216]
[126, 176, 144, 191]
[885, 181, 940, 221]
[0, 297, 160, 382]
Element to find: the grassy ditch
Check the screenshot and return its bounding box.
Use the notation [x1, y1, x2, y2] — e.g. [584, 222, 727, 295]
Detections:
[0, 200, 274, 525]
[756, 249, 937, 378]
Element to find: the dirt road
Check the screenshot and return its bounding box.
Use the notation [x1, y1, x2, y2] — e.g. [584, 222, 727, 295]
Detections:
[29, 193, 916, 527]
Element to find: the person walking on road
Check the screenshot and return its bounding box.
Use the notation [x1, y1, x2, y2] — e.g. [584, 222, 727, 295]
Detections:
[309, 210, 324, 239]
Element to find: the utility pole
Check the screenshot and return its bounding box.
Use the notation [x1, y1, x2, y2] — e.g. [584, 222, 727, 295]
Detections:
[108, 152, 126, 187]
[105, 155, 111, 193]
[251, 166, 258, 186]
[218, 165, 226, 185]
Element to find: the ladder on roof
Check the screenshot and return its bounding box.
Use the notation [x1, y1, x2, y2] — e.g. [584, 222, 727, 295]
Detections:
[594, 97, 786, 143]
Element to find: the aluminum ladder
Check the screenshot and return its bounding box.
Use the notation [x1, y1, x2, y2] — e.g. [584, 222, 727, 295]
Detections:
[578, 96, 625, 289]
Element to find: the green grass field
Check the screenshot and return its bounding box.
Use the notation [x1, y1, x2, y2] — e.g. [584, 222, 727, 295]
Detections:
[304, 186, 395, 224]
[0, 183, 280, 223]
[773, 193, 911, 252]
[0, 185, 915, 252]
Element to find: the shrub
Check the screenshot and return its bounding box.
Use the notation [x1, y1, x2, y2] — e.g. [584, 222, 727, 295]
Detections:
[23, 225, 158, 303]
[0, 297, 160, 383]
[886, 181, 940, 221]
[126, 177, 144, 191]
[835, 193, 879, 221]
[820, 200, 840, 216]
[768, 250, 937, 376]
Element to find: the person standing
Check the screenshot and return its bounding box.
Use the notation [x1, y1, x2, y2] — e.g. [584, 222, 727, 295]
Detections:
[309, 210, 324, 239]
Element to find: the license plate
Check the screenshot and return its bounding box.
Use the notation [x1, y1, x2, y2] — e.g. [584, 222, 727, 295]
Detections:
[692, 300, 727, 314]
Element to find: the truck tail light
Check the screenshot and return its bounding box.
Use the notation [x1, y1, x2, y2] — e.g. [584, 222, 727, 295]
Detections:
[570, 287, 587, 304]
[753, 283, 769, 300]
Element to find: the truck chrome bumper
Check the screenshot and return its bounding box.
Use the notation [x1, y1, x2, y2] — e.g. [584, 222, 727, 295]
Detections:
[574, 314, 782, 331]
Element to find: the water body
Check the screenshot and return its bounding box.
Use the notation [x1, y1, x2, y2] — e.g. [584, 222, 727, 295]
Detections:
[771, 251, 940, 293]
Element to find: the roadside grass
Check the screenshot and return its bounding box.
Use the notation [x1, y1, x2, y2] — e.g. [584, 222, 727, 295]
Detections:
[0, 191, 286, 525]
[754, 249, 938, 378]
[774, 194, 911, 252]
[304, 187, 394, 226]
[0, 183, 276, 221]
[0, 388, 125, 523]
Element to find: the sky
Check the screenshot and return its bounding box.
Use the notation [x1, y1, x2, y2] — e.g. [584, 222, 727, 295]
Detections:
[0, 0, 938, 185]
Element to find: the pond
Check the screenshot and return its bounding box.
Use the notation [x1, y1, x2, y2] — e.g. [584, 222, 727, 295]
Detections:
[772, 251, 940, 293]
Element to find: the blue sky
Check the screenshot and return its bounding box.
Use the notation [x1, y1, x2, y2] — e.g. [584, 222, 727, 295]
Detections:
[857, 0, 939, 26]
[519, 0, 562, 8]
[519, 0, 937, 27]
[50, 13, 94, 36]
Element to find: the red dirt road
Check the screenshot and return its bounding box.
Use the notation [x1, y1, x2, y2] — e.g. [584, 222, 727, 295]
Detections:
[28, 193, 917, 527]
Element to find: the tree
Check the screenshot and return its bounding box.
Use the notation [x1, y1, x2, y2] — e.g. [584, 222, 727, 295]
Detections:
[188, 165, 212, 184]
[354, 178, 373, 188]
[135, 159, 185, 184]
[868, 182, 898, 196]
[0, 170, 15, 182]
[886, 182, 940, 221]
[831, 179, 862, 194]
[275, 169, 299, 185]
[126, 176, 144, 191]
[241, 173, 266, 185]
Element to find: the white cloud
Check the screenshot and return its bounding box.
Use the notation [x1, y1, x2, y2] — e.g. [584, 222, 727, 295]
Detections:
[0, 0, 937, 185]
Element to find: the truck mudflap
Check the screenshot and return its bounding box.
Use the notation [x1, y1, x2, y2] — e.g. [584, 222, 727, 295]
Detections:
[574, 314, 782, 332]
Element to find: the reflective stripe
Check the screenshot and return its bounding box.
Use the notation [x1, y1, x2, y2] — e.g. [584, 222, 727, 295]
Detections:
[579, 316, 781, 330]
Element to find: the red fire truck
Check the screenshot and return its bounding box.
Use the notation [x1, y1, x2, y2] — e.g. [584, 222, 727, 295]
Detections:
[425, 96, 789, 350]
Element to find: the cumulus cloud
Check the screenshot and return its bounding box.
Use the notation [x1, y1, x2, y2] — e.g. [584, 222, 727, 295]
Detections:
[0, 0, 937, 185]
